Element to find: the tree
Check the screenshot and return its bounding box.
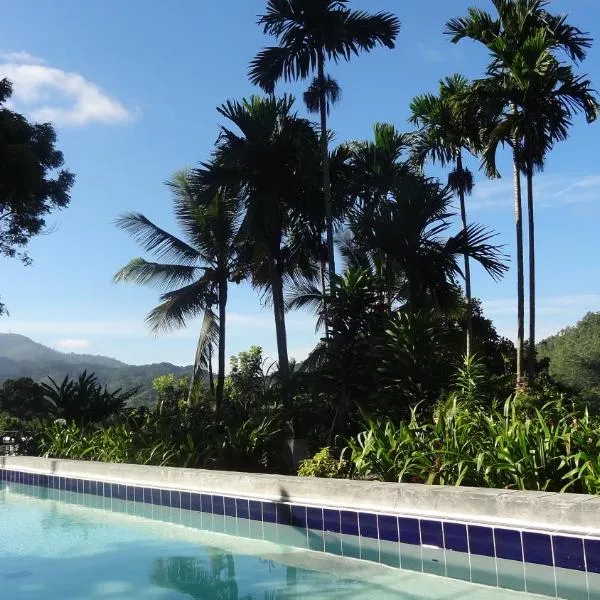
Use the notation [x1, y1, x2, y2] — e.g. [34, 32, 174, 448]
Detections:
[114, 171, 240, 413]
[249, 0, 400, 284]
[349, 173, 508, 311]
[447, 0, 599, 383]
[0, 78, 74, 311]
[196, 96, 320, 400]
[0, 377, 48, 420]
[410, 74, 480, 357]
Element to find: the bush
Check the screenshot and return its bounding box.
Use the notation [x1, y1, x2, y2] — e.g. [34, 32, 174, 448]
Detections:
[298, 447, 348, 478]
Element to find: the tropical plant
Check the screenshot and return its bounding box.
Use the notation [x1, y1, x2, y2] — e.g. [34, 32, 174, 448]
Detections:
[39, 371, 135, 424]
[114, 170, 241, 413]
[410, 74, 480, 356]
[249, 0, 401, 283]
[195, 95, 321, 398]
[297, 447, 347, 478]
[447, 0, 599, 382]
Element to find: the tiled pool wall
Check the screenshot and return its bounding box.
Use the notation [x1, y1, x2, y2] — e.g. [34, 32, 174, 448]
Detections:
[1, 462, 599, 600]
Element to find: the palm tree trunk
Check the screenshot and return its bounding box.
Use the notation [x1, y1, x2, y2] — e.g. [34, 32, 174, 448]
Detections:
[513, 141, 525, 387]
[526, 162, 536, 382]
[318, 50, 335, 283]
[271, 258, 290, 407]
[457, 152, 472, 358]
[319, 251, 329, 337]
[215, 278, 227, 414]
[208, 346, 214, 396]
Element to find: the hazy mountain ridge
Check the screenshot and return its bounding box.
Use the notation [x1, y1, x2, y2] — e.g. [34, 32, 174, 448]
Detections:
[0, 333, 192, 406]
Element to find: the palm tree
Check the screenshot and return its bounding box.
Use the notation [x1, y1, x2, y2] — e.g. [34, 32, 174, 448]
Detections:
[114, 171, 240, 413]
[349, 173, 508, 311]
[447, 0, 599, 383]
[249, 0, 400, 285]
[410, 74, 480, 357]
[195, 96, 320, 401]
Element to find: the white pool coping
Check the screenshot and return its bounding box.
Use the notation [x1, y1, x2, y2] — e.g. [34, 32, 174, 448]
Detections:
[2, 456, 599, 537]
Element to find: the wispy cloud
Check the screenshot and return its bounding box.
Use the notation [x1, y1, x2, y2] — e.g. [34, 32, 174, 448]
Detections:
[470, 174, 600, 211]
[0, 51, 136, 126]
[54, 339, 91, 351]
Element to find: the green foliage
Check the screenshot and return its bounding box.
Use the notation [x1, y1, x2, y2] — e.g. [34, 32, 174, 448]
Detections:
[0, 377, 49, 420]
[39, 371, 137, 424]
[297, 447, 347, 479]
[0, 78, 74, 266]
[344, 384, 600, 494]
[538, 312, 600, 409]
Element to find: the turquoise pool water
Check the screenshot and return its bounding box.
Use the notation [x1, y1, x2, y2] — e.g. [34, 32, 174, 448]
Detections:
[0, 482, 543, 600]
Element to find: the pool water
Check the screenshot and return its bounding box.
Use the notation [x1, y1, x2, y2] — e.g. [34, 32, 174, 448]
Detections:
[0, 483, 543, 599]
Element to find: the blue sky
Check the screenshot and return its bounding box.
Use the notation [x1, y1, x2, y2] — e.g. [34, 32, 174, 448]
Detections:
[0, 0, 599, 367]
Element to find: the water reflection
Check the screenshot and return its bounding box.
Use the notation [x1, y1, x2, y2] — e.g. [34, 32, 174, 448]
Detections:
[151, 552, 300, 600]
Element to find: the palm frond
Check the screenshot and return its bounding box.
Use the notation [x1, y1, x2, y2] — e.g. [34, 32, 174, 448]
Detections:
[113, 258, 203, 290]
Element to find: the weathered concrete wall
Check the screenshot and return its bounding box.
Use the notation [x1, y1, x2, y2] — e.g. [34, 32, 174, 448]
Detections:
[2, 455, 599, 535]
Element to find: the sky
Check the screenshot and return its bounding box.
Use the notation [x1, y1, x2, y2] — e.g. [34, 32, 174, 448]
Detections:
[0, 0, 599, 367]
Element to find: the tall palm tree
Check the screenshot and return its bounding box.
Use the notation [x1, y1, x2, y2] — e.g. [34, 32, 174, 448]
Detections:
[410, 74, 480, 357]
[114, 171, 240, 412]
[249, 0, 400, 285]
[447, 0, 598, 383]
[195, 95, 320, 401]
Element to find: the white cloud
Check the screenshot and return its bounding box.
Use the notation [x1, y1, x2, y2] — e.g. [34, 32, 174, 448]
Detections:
[0, 51, 136, 126]
[54, 338, 91, 351]
[470, 174, 600, 211]
[0, 51, 45, 64]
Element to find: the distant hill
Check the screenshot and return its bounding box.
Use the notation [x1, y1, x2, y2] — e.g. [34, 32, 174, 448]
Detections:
[538, 311, 600, 407]
[0, 333, 192, 407]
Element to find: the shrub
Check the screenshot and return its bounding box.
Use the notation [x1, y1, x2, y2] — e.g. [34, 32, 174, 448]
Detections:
[298, 447, 348, 478]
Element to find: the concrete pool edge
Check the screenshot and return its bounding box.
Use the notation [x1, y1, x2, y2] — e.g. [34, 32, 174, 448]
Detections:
[2, 455, 599, 537]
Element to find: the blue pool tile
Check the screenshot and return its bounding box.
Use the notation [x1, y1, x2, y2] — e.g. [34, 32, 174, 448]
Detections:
[306, 507, 323, 530]
[262, 501, 277, 523]
[378, 515, 399, 543]
[340, 511, 359, 537]
[180, 491, 191, 511]
[552, 536, 585, 572]
[523, 531, 553, 567]
[323, 509, 340, 533]
[276, 503, 292, 526]
[290, 505, 306, 528]
[398, 517, 420, 545]
[77, 479, 84, 494]
[444, 522, 468, 553]
[193, 493, 205, 513]
[224, 496, 236, 517]
[494, 528, 523, 562]
[359, 512, 378, 539]
[142, 487, 152, 503]
[117, 484, 127, 501]
[236, 498, 250, 520]
[151, 488, 161, 505]
[170, 490, 181, 509]
[468, 525, 494, 557]
[420, 519, 443, 548]
[212, 495, 225, 515]
[133, 486, 144, 503]
[585, 538, 600, 574]
[82, 480, 91, 495]
[249, 500, 262, 521]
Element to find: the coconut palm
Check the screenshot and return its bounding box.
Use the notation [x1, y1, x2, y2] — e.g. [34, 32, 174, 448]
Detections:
[195, 95, 321, 400]
[410, 74, 480, 357]
[249, 0, 400, 285]
[114, 171, 240, 413]
[447, 0, 599, 382]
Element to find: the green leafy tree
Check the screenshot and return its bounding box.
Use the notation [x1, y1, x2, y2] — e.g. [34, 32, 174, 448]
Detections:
[249, 0, 400, 283]
[0, 377, 48, 420]
[0, 78, 74, 313]
[410, 74, 480, 356]
[115, 170, 240, 413]
[447, 0, 599, 383]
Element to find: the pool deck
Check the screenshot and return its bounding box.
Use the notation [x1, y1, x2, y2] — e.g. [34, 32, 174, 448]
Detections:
[2, 455, 599, 537]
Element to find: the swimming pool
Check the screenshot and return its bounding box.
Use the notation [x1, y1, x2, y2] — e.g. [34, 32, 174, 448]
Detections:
[1, 459, 598, 599]
[0, 478, 542, 600]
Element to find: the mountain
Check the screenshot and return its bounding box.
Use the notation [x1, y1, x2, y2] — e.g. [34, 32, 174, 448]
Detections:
[0, 333, 192, 407]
